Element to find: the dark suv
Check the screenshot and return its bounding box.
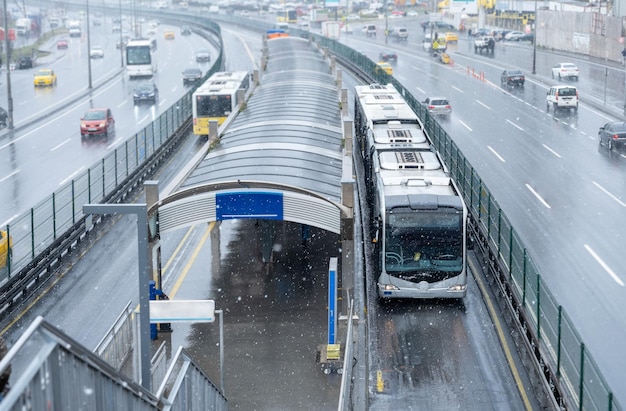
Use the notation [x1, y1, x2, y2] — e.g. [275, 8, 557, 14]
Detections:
[501, 69, 525, 87]
[16, 56, 33, 69]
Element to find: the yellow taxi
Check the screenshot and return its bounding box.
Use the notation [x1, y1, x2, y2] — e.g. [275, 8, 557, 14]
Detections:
[444, 32, 458, 43]
[375, 61, 393, 75]
[164, 30, 175, 40]
[0, 230, 12, 269]
[33, 68, 57, 87]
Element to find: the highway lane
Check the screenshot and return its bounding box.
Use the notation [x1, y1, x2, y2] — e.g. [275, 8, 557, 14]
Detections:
[341, 27, 626, 402]
[0, 17, 219, 225]
[0, 21, 539, 409]
[0, 10, 616, 408]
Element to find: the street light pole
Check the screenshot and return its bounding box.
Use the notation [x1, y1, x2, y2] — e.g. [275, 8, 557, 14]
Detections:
[3, 0, 14, 129]
[86, 0, 93, 88]
[119, 0, 124, 68]
[532, 0, 537, 74]
[83, 203, 152, 391]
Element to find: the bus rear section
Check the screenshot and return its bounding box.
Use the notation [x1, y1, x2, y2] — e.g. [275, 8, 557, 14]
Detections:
[192, 71, 252, 137]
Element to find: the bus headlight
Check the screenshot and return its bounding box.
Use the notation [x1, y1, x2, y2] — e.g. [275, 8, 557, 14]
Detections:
[448, 285, 467, 292]
[381, 284, 399, 291]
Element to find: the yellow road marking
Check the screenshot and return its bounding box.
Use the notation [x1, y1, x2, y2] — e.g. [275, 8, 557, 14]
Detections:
[1, 221, 213, 336]
[471, 259, 533, 411]
[167, 222, 214, 299]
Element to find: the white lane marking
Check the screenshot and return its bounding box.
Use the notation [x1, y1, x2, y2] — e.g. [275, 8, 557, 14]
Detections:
[0, 169, 19, 183]
[592, 181, 626, 207]
[139, 114, 150, 124]
[224, 27, 259, 70]
[506, 119, 524, 131]
[452, 85, 463, 93]
[117, 100, 127, 109]
[58, 166, 85, 186]
[525, 184, 551, 209]
[584, 244, 624, 286]
[542, 144, 561, 158]
[415, 86, 426, 94]
[0, 75, 126, 153]
[476, 100, 491, 110]
[51, 139, 71, 152]
[487, 146, 506, 162]
[459, 120, 473, 131]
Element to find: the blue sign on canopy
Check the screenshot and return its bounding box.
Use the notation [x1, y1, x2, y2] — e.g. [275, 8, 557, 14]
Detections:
[216, 191, 283, 220]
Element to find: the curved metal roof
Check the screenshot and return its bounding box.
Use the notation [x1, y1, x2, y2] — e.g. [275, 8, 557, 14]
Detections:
[157, 36, 347, 234]
[179, 37, 344, 203]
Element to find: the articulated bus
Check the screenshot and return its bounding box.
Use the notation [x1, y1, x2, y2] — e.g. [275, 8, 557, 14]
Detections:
[126, 39, 157, 78]
[192, 71, 251, 136]
[354, 84, 468, 299]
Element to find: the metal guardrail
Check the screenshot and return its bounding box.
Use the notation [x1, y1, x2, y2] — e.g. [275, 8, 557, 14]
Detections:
[155, 346, 227, 411]
[306, 26, 621, 411]
[94, 300, 135, 373]
[0, 316, 160, 411]
[1, 4, 620, 410]
[337, 300, 355, 411]
[0, 18, 225, 331]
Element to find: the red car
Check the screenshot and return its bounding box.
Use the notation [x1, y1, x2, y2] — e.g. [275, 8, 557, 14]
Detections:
[80, 108, 115, 141]
[57, 39, 68, 49]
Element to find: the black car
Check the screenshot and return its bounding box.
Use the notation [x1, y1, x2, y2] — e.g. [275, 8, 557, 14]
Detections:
[598, 121, 626, 151]
[133, 82, 159, 105]
[379, 51, 398, 62]
[16, 56, 33, 70]
[181, 25, 192, 36]
[0, 107, 7, 128]
[182, 68, 203, 85]
[500, 69, 525, 87]
[421, 20, 455, 31]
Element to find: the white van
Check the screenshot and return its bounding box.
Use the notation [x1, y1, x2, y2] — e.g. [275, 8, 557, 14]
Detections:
[546, 85, 578, 112]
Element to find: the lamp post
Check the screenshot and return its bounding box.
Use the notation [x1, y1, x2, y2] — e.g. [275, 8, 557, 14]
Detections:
[532, 0, 537, 74]
[3, 0, 14, 129]
[86, 0, 93, 89]
[83, 203, 152, 391]
[119, 0, 123, 68]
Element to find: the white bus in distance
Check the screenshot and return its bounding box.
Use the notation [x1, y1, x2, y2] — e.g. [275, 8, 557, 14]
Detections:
[126, 39, 157, 78]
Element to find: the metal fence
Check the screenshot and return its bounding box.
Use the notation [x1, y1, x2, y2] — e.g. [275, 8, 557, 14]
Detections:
[0, 6, 620, 410]
[0, 19, 226, 319]
[308, 28, 621, 411]
[94, 301, 136, 374]
[156, 346, 227, 411]
[0, 316, 160, 411]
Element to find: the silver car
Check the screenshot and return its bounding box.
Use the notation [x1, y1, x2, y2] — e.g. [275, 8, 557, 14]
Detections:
[424, 96, 452, 117]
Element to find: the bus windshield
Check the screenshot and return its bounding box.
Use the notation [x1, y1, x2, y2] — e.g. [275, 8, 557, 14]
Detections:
[384, 209, 463, 279]
[126, 46, 151, 65]
[195, 94, 232, 117]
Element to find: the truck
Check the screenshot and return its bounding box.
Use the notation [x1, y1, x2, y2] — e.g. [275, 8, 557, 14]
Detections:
[321, 21, 340, 40]
[15, 18, 31, 37]
[309, 9, 329, 28]
[68, 20, 81, 38]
